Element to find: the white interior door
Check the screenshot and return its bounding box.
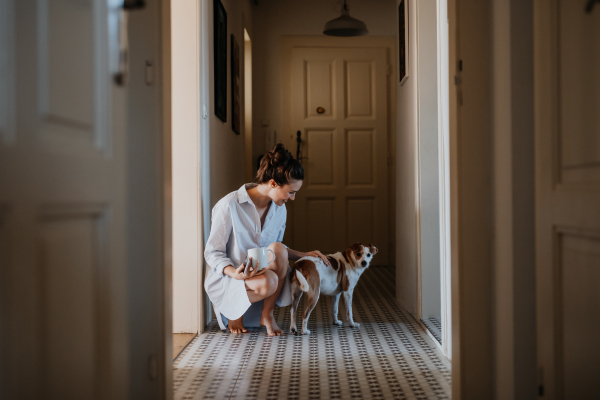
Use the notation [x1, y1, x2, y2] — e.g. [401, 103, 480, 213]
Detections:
[285, 47, 389, 265]
[535, 1, 600, 398]
[0, 0, 129, 398]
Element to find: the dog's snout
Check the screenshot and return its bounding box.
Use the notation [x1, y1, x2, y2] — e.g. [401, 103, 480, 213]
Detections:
[361, 261, 367, 267]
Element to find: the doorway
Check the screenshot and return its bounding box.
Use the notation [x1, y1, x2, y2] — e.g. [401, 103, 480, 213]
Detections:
[281, 36, 396, 266]
[415, 0, 451, 353]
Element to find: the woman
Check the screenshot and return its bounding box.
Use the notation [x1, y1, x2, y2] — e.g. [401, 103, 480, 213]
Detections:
[204, 143, 330, 336]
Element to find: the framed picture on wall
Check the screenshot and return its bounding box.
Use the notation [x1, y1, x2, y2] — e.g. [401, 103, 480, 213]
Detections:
[231, 34, 241, 134]
[214, 0, 227, 122]
[398, 0, 409, 85]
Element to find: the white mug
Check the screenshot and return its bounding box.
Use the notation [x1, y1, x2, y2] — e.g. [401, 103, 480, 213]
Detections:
[246, 247, 275, 272]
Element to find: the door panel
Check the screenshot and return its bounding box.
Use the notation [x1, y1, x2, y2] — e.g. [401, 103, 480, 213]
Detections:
[306, 129, 335, 185]
[345, 61, 373, 118]
[346, 129, 374, 186]
[287, 47, 389, 264]
[346, 197, 375, 245]
[42, 0, 94, 127]
[41, 212, 101, 399]
[306, 198, 336, 252]
[560, 233, 600, 399]
[559, 0, 600, 183]
[0, 0, 129, 398]
[535, 0, 600, 398]
[306, 60, 334, 118]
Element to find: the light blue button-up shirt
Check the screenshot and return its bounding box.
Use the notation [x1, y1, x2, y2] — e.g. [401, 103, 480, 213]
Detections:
[204, 183, 287, 276]
[204, 183, 289, 326]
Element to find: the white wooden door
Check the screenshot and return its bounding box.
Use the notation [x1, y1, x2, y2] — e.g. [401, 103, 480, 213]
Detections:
[0, 0, 130, 398]
[535, 1, 600, 398]
[285, 47, 389, 265]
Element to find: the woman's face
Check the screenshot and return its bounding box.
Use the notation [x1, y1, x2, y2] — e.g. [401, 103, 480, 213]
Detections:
[269, 179, 303, 206]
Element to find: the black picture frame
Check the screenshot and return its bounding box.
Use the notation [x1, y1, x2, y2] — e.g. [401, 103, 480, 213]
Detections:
[231, 34, 240, 134]
[214, 0, 227, 122]
[398, 0, 409, 85]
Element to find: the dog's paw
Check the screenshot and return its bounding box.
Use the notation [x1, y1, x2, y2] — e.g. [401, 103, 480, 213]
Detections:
[301, 329, 311, 335]
[290, 326, 297, 334]
[350, 322, 360, 328]
[333, 319, 343, 326]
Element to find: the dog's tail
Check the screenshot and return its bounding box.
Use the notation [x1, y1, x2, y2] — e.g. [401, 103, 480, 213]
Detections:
[294, 270, 310, 292]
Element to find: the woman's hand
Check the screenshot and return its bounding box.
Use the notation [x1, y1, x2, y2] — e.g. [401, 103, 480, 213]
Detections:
[304, 250, 330, 266]
[226, 258, 263, 280]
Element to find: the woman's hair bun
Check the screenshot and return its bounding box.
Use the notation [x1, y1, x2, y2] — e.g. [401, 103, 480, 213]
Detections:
[255, 143, 304, 186]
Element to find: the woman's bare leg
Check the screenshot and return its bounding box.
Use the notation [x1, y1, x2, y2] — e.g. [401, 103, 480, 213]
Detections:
[238, 243, 288, 335]
[231, 270, 278, 333]
[259, 243, 288, 336]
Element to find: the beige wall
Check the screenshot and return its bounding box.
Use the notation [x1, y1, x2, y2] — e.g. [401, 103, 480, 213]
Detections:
[395, 0, 419, 316]
[171, 0, 202, 334]
[203, 0, 254, 209]
[199, 0, 254, 325]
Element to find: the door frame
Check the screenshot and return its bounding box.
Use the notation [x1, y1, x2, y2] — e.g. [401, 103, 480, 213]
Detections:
[414, 0, 452, 357]
[168, 0, 205, 337]
[281, 35, 397, 262]
[161, 0, 206, 397]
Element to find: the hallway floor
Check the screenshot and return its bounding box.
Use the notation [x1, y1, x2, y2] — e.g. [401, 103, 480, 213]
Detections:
[173, 266, 452, 399]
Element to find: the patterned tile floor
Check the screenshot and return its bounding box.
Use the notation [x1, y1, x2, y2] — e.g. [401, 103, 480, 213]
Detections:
[174, 266, 452, 399]
[421, 318, 442, 344]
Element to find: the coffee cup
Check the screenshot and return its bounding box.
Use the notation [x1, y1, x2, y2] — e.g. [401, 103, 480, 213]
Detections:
[245, 247, 275, 273]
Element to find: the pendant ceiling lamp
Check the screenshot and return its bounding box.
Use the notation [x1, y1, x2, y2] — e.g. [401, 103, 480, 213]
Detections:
[323, 0, 369, 37]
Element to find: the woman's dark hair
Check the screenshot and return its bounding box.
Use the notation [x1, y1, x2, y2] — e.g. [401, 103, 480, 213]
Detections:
[255, 143, 304, 186]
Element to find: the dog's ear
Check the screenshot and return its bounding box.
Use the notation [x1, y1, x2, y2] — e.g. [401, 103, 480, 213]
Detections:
[350, 242, 362, 251]
[343, 248, 353, 264]
[327, 256, 339, 271]
[369, 244, 378, 255]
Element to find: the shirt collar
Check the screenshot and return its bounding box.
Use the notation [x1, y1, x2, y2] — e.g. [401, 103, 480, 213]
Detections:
[237, 183, 257, 204]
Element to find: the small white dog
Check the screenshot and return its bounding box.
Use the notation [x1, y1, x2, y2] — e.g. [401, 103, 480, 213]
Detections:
[289, 242, 378, 335]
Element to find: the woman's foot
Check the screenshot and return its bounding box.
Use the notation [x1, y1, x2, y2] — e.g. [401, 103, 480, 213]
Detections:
[228, 317, 247, 334]
[260, 314, 283, 336]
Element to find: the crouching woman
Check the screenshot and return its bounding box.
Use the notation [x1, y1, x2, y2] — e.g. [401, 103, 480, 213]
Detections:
[204, 144, 329, 336]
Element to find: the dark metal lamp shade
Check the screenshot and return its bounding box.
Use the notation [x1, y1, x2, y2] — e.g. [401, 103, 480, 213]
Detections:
[323, 4, 368, 37]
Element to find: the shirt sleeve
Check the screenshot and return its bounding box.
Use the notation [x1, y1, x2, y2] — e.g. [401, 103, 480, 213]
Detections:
[277, 207, 288, 248]
[204, 200, 235, 276]
[277, 223, 286, 245]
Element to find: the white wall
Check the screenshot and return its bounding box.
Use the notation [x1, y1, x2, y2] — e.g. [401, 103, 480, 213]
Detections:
[202, 0, 254, 210]
[395, 0, 419, 316]
[171, 0, 202, 334]
[199, 0, 255, 325]
[172, 0, 255, 333]
[252, 0, 397, 174]
[417, 0, 442, 322]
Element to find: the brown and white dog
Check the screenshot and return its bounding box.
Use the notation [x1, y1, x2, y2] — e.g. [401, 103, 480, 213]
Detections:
[289, 243, 378, 335]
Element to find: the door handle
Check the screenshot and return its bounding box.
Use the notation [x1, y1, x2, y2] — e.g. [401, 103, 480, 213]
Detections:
[296, 130, 308, 163]
[113, 1, 146, 86]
